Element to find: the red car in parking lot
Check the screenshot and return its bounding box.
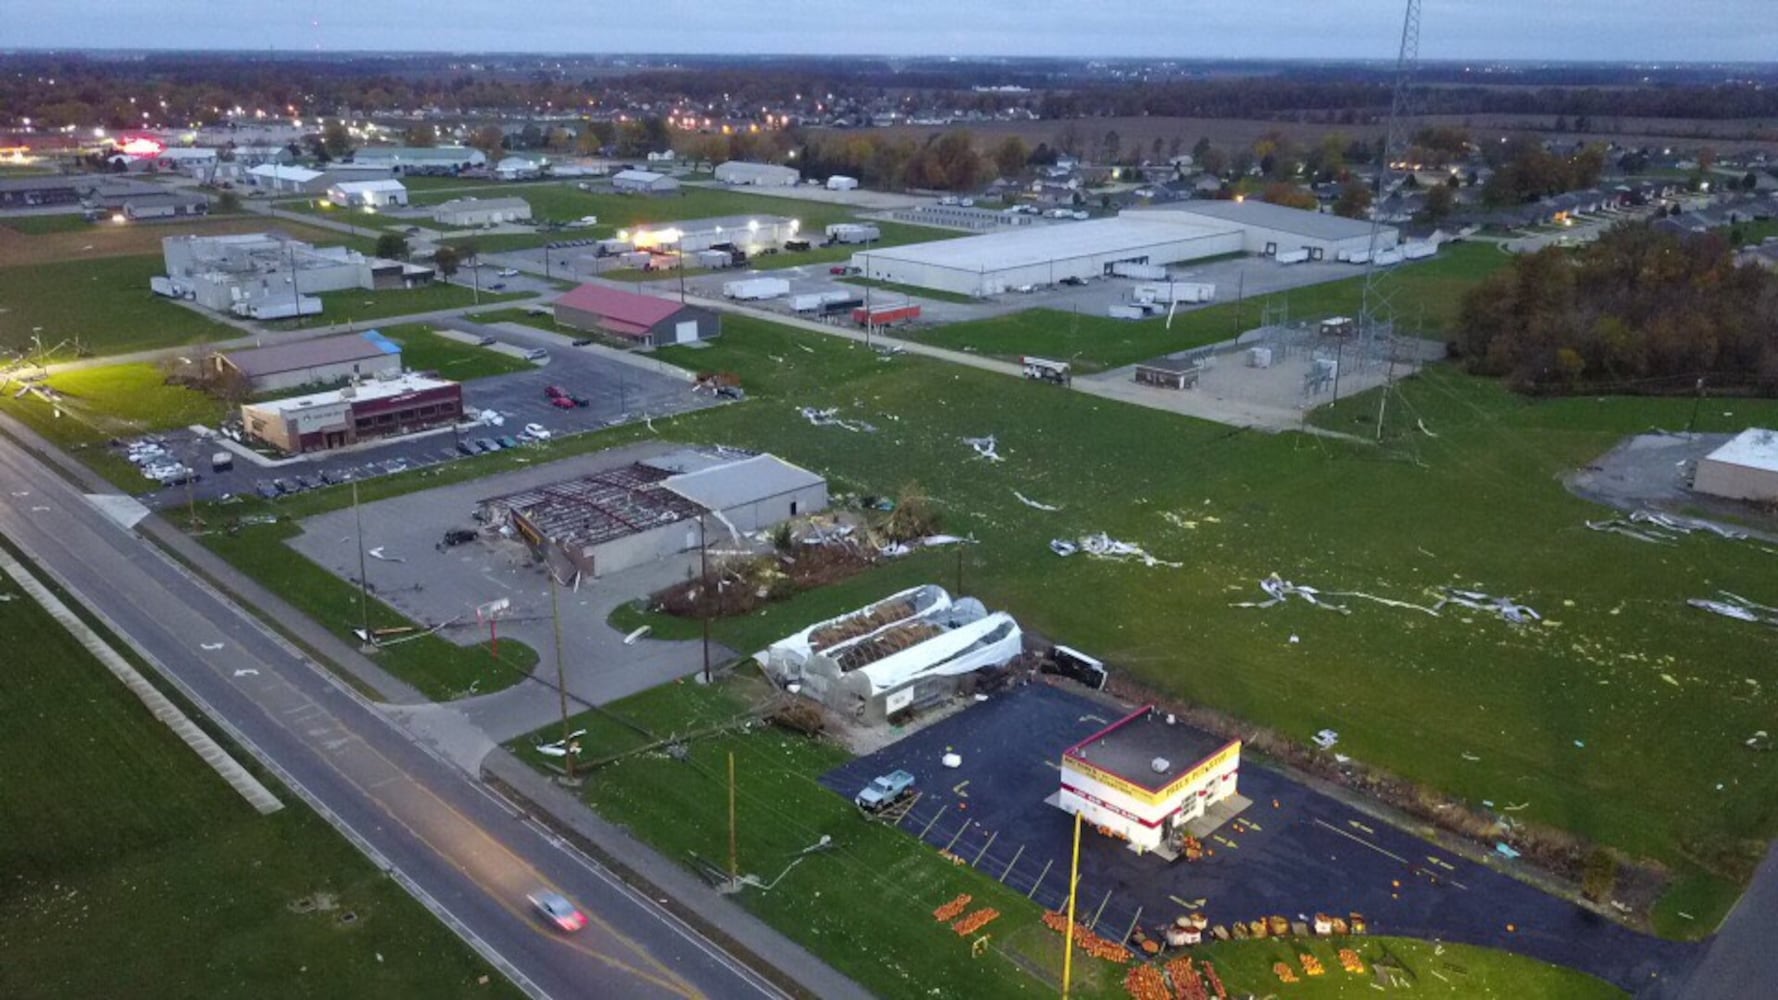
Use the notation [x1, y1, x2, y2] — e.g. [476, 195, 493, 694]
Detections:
[544, 385, 567, 399]
[549, 395, 577, 409]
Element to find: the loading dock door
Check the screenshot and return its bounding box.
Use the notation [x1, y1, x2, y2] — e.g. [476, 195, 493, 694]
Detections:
[674, 320, 698, 344]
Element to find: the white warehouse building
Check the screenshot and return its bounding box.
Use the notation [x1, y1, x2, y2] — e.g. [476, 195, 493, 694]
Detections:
[431, 196, 533, 227]
[327, 179, 409, 208]
[1694, 428, 1778, 502]
[1132, 199, 1398, 261]
[714, 161, 801, 187]
[849, 215, 1245, 298]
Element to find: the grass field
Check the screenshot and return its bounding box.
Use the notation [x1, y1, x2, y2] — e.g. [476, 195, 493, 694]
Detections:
[0, 254, 240, 356]
[512, 674, 1622, 999]
[0, 362, 231, 487]
[380, 322, 536, 380]
[913, 241, 1510, 371]
[467, 306, 558, 332]
[841, 275, 979, 304]
[0, 212, 95, 234]
[0, 546, 518, 999]
[178, 308, 1778, 916]
[265, 282, 529, 330]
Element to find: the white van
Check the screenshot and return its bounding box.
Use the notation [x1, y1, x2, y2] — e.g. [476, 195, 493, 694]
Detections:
[523, 347, 550, 362]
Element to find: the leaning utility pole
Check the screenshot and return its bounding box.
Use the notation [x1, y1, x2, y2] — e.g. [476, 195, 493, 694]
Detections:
[550, 570, 576, 782]
[699, 513, 712, 684]
[352, 480, 371, 647]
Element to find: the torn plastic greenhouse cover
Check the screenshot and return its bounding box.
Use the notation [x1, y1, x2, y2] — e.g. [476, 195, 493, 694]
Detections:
[962, 435, 1004, 462]
[798, 406, 877, 433]
[1232, 574, 1540, 624]
[1048, 532, 1181, 568]
[1688, 591, 1778, 628]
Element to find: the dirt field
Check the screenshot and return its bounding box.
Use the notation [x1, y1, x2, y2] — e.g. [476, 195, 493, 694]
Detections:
[819, 113, 1778, 157]
[0, 215, 348, 268]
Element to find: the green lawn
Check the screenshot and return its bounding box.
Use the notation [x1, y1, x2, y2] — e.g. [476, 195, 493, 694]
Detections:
[0, 254, 240, 356]
[199, 518, 537, 701]
[267, 282, 528, 329]
[915, 242, 1510, 371]
[512, 675, 1621, 999]
[274, 198, 412, 233]
[840, 275, 979, 304]
[380, 322, 536, 380]
[0, 362, 231, 488]
[0, 212, 95, 234]
[0, 545, 519, 999]
[468, 306, 558, 332]
[170, 307, 1778, 909]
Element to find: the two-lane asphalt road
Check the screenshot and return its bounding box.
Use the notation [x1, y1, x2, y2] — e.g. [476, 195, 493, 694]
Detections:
[0, 434, 784, 1000]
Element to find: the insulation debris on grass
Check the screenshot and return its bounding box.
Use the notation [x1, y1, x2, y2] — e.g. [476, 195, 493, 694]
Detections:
[1687, 591, 1778, 627]
[1013, 490, 1060, 511]
[961, 434, 1003, 462]
[534, 728, 587, 758]
[1588, 509, 1754, 545]
[1434, 588, 1540, 625]
[798, 406, 877, 433]
[1049, 532, 1181, 568]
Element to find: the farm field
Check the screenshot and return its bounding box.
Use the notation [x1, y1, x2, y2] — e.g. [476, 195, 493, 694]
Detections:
[912, 241, 1510, 371]
[0, 544, 519, 999]
[0, 214, 354, 267]
[511, 674, 1622, 999]
[0, 254, 241, 356]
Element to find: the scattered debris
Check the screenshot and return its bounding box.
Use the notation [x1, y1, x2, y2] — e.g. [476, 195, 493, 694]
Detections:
[366, 546, 403, 563]
[233, 668, 259, 678]
[1747, 731, 1772, 752]
[535, 728, 587, 758]
[1502, 802, 1530, 812]
[1013, 490, 1061, 512]
[961, 435, 1003, 462]
[1688, 592, 1778, 627]
[799, 406, 877, 433]
[1589, 509, 1755, 546]
[1313, 729, 1340, 750]
[1048, 532, 1182, 568]
[200, 642, 225, 651]
[1495, 843, 1521, 860]
[1460, 752, 1481, 762]
[941, 752, 962, 768]
[1417, 418, 1439, 438]
[623, 625, 651, 645]
[1434, 588, 1540, 625]
[1233, 574, 1351, 614]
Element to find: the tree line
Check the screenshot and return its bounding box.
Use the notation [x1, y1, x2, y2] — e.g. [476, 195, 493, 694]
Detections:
[1455, 224, 1778, 395]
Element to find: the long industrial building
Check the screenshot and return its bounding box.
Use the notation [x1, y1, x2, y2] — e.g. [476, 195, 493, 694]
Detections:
[851, 215, 1244, 298]
[851, 200, 1400, 298]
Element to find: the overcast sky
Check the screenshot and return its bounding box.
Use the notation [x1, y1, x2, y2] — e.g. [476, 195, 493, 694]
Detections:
[9, 1, 1775, 62]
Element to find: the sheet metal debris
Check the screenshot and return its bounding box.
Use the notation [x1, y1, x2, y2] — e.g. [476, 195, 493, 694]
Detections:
[1588, 509, 1753, 545]
[1233, 575, 1536, 623]
[535, 728, 587, 758]
[1013, 490, 1060, 511]
[1434, 588, 1540, 625]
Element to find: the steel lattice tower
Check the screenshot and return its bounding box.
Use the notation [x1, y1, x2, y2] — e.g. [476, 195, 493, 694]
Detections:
[1357, 0, 1424, 372]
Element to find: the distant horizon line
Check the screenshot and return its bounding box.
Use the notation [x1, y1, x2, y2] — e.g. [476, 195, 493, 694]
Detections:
[1, 46, 1770, 69]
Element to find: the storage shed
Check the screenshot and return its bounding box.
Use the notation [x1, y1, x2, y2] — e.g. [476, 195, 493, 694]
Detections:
[1694, 428, 1778, 502]
[714, 161, 801, 187]
[552, 283, 721, 346]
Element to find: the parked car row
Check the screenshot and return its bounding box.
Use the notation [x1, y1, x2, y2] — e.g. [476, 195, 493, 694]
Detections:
[124, 438, 199, 487]
[544, 385, 590, 408]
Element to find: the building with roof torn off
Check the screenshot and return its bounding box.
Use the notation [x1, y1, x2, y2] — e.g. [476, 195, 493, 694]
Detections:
[477, 448, 827, 580]
[763, 584, 1024, 725]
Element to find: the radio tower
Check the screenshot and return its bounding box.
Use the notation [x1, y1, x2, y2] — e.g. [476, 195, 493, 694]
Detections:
[1358, 0, 1423, 434]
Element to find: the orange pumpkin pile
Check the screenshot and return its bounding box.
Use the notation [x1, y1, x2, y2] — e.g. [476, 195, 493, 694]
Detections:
[1273, 961, 1298, 983]
[1201, 961, 1228, 999]
[932, 894, 972, 922]
[1164, 955, 1208, 1000]
[952, 907, 999, 936]
[1338, 948, 1365, 974]
[1123, 964, 1170, 1000]
[1301, 953, 1326, 977]
[1041, 910, 1132, 964]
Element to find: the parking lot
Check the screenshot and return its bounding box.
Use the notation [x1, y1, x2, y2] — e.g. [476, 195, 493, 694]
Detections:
[819, 683, 1697, 994]
[129, 329, 718, 509]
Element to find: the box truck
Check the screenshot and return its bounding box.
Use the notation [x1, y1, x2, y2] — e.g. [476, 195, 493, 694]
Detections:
[723, 277, 791, 301]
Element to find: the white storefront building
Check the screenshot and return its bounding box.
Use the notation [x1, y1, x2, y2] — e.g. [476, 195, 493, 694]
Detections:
[1056, 705, 1243, 856]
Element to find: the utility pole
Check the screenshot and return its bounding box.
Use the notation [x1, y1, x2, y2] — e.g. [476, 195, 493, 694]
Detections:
[551, 570, 576, 782]
[1687, 377, 1706, 436]
[862, 249, 873, 350]
[1331, 336, 1346, 402]
[699, 513, 711, 684]
[471, 254, 480, 306]
[1374, 349, 1397, 442]
[352, 480, 371, 648]
[1062, 810, 1082, 998]
[677, 240, 687, 303]
[727, 750, 738, 879]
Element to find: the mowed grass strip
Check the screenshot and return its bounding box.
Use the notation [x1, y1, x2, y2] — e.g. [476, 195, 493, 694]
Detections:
[0, 547, 519, 999]
[915, 241, 1510, 370]
[266, 282, 529, 329]
[379, 322, 536, 380]
[0, 254, 239, 355]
